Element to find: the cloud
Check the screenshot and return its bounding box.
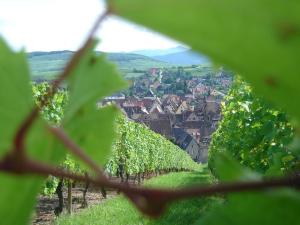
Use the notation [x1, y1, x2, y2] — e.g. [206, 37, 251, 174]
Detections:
[0, 0, 182, 52]
[97, 16, 182, 52]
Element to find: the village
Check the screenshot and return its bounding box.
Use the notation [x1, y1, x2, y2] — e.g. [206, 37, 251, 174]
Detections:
[100, 66, 233, 162]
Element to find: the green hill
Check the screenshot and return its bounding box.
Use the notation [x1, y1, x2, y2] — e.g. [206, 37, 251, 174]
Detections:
[28, 51, 171, 80]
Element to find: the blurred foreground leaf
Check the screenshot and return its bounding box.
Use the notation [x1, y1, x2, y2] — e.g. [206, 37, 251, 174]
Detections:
[196, 189, 300, 225]
[63, 40, 127, 166]
[0, 39, 55, 225]
[0, 38, 127, 224]
[196, 153, 300, 225]
[0, 39, 33, 157]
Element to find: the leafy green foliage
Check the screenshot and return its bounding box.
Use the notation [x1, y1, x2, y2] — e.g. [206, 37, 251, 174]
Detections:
[62, 41, 127, 166]
[213, 153, 260, 182]
[64, 41, 127, 122]
[0, 175, 43, 225]
[32, 82, 71, 196]
[43, 176, 59, 196]
[106, 115, 200, 176]
[0, 39, 53, 225]
[197, 190, 300, 225]
[66, 105, 120, 167]
[196, 154, 300, 225]
[209, 78, 298, 175]
[0, 38, 127, 224]
[0, 39, 33, 158]
[32, 82, 67, 124]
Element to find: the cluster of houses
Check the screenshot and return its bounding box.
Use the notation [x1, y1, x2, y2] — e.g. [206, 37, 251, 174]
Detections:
[129, 66, 232, 100]
[100, 90, 222, 163]
[98, 66, 233, 163]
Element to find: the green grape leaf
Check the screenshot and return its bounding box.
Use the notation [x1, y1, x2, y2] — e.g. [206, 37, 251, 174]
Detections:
[61, 40, 127, 166]
[113, 0, 300, 121]
[0, 39, 33, 157]
[64, 40, 127, 123]
[214, 153, 260, 182]
[0, 38, 60, 225]
[204, 153, 299, 225]
[65, 104, 120, 166]
[196, 190, 300, 225]
[0, 175, 43, 225]
[27, 119, 64, 164]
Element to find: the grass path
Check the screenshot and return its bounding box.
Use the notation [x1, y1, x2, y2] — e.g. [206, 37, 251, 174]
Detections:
[54, 168, 221, 225]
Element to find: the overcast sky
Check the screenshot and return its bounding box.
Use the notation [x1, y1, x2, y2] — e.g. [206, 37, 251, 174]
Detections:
[0, 0, 182, 52]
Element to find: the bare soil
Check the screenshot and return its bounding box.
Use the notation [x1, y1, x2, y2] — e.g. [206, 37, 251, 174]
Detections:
[32, 187, 117, 225]
[32, 175, 152, 225]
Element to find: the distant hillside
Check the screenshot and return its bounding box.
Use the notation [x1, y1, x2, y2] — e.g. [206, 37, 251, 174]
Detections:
[28, 51, 73, 80]
[28, 51, 171, 80]
[106, 52, 170, 71]
[132, 46, 188, 57]
[152, 50, 210, 66]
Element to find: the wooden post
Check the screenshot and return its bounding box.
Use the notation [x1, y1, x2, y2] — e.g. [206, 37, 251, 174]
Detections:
[82, 173, 90, 208]
[54, 179, 64, 216]
[67, 180, 72, 214]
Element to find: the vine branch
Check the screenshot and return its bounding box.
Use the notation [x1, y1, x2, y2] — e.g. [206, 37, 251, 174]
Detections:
[48, 126, 106, 179]
[0, 155, 300, 217]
